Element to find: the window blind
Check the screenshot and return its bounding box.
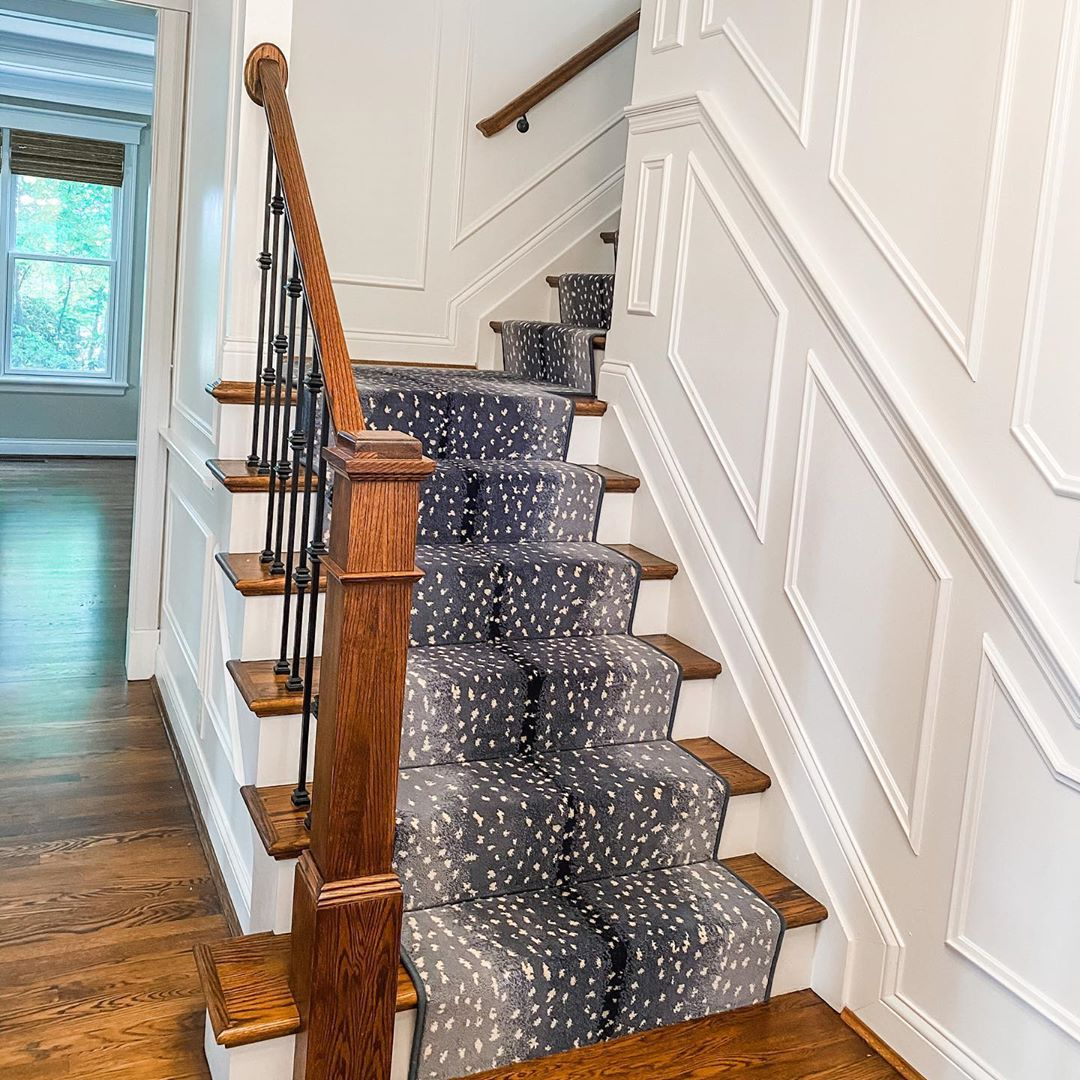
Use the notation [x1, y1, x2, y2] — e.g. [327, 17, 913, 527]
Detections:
[9, 129, 126, 188]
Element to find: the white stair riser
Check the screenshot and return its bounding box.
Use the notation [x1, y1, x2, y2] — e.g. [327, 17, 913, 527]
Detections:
[203, 920, 813, 1080]
[203, 1011, 414, 1080]
[226, 575, 671, 662]
[246, 793, 762, 938]
[222, 487, 635, 553]
[217, 404, 603, 468]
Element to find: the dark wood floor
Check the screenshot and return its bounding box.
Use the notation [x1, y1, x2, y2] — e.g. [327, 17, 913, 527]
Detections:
[0, 459, 228, 1079]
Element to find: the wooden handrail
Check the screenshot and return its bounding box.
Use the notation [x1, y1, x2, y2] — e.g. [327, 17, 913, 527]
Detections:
[244, 44, 365, 436]
[476, 10, 640, 137]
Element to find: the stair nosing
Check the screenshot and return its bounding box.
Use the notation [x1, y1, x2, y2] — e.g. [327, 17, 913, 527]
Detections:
[489, 320, 607, 351]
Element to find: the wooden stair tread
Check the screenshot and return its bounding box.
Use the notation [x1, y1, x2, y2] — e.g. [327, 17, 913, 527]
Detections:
[194, 932, 299, 1048]
[584, 464, 639, 492]
[207, 458, 318, 494]
[241, 790, 823, 930]
[197, 931, 416, 1048]
[607, 544, 678, 580]
[490, 320, 607, 350]
[600, 230, 619, 245]
[469, 990, 901, 1079]
[208, 376, 606, 417]
[723, 854, 828, 930]
[640, 634, 720, 679]
[231, 631, 715, 719]
[228, 658, 321, 717]
[215, 551, 325, 598]
[677, 738, 770, 796]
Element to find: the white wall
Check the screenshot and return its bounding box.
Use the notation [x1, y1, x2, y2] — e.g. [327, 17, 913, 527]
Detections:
[603, 2, 1080, 1077]
[221, 0, 635, 371]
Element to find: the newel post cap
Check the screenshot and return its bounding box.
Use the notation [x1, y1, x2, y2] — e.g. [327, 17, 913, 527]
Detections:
[323, 430, 436, 482]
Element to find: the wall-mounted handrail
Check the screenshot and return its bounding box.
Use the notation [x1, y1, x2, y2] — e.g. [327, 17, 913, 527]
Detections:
[244, 44, 365, 436]
[476, 10, 640, 137]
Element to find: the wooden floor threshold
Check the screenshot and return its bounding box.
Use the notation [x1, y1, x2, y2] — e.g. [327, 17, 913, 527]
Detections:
[229, 633, 719, 719]
[470, 989, 906, 1079]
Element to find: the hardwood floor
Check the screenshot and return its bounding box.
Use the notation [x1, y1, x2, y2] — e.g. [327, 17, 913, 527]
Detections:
[0, 459, 228, 1079]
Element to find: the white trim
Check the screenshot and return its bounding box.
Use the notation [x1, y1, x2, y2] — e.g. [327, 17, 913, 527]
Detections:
[945, 636, 1080, 1043]
[1010, 0, 1080, 499]
[126, 6, 190, 680]
[625, 91, 1080, 725]
[0, 376, 130, 394]
[626, 155, 671, 316]
[0, 103, 145, 143]
[0, 436, 135, 456]
[828, 0, 1024, 381]
[784, 353, 952, 854]
[652, 0, 688, 53]
[667, 152, 787, 543]
[700, 0, 822, 148]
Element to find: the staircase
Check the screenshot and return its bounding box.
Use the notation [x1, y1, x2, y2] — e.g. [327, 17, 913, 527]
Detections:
[191, 39, 834, 1080]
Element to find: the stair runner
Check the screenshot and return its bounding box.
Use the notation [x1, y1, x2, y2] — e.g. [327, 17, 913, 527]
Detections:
[346, 285, 784, 1080]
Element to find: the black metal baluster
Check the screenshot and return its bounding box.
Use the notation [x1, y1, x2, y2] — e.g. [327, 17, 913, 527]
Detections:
[287, 327, 323, 693]
[275, 297, 309, 677]
[261, 224, 292, 565]
[270, 257, 302, 575]
[248, 140, 275, 468]
[258, 176, 285, 475]
[293, 389, 331, 810]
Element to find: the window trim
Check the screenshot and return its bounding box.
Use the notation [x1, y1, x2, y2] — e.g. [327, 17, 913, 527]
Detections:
[0, 104, 145, 394]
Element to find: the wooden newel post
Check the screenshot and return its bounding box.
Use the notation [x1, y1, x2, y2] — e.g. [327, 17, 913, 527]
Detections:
[289, 429, 434, 1080]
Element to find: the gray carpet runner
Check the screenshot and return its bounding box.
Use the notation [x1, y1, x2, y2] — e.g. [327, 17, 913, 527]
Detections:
[351, 361, 783, 1079]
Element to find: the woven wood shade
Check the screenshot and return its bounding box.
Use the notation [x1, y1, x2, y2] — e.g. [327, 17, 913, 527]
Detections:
[9, 129, 126, 187]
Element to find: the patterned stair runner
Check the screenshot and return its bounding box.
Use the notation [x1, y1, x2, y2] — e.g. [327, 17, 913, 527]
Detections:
[347, 360, 784, 1080]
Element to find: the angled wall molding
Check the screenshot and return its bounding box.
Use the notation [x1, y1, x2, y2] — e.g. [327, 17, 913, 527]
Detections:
[625, 91, 1080, 725]
[700, 0, 822, 147]
[947, 636, 1080, 1040]
[829, 0, 1024, 380]
[785, 353, 952, 852]
[1011, 0, 1080, 499]
[626, 155, 672, 316]
[668, 152, 787, 542]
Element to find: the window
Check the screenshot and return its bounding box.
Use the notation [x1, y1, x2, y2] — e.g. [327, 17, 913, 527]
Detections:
[0, 110, 142, 393]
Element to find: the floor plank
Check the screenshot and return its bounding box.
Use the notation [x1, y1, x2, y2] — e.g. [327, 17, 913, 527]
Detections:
[0, 459, 228, 1079]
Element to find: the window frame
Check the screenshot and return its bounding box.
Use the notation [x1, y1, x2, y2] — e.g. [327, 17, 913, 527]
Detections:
[0, 105, 145, 395]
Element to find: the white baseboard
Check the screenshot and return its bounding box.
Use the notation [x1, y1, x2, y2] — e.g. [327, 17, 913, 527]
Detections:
[126, 627, 160, 680]
[0, 438, 137, 457]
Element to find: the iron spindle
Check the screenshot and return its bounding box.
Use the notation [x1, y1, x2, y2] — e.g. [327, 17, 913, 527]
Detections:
[287, 330, 323, 693]
[275, 296, 310, 676]
[270, 258, 302, 575]
[292, 390, 331, 810]
[261, 225, 292, 565]
[248, 139, 275, 468]
[257, 176, 285, 475]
